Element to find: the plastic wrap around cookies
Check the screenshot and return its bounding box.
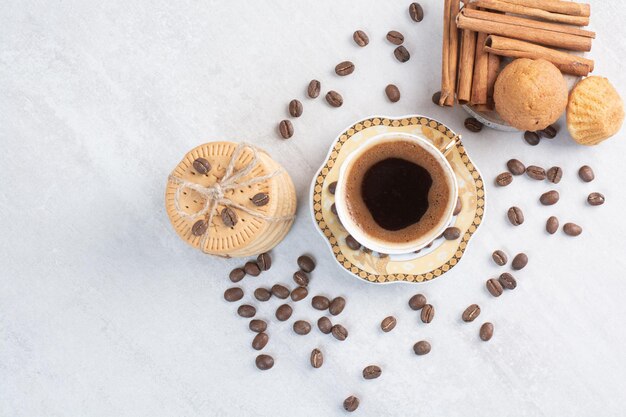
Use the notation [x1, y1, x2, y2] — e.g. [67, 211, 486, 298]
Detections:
[165, 142, 296, 258]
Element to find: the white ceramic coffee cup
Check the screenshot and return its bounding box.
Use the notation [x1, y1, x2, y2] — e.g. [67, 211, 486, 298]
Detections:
[334, 132, 458, 255]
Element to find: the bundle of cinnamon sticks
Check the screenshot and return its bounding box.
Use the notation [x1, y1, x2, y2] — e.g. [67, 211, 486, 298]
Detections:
[438, 0, 595, 108]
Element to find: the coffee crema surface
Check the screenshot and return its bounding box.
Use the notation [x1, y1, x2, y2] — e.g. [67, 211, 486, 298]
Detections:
[343, 140, 451, 244]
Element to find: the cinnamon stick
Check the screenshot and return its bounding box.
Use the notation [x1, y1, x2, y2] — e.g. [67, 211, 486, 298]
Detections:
[440, 0, 453, 106]
[484, 35, 594, 76]
[470, 32, 489, 105]
[445, 0, 461, 106]
[486, 53, 500, 109]
[497, 0, 590, 17]
[456, 7, 477, 104]
[472, 0, 589, 26]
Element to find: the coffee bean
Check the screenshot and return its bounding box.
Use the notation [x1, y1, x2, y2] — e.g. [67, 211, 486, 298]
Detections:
[254, 287, 272, 302]
[343, 396, 359, 412]
[507, 159, 526, 176]
[486, 278, 503, 297]
[413, 340, 431, 355]
[255, 354, 274, 370]
[291, 286, 308, 302]
[363, 365, 382, 380]
[288, 99, 303, 117]
[421, 304, 435, 323]
[587, 192, 605, 206]
[480, 322, 494, 341]
[310, 348, 323, 368]
[229, 267, 245, 282]
[297, 255, 316, 272]
[335, 60, 355, 76]
[563, 222, 582, 236]
[495, 172, 513, 186]
[385, 84, 401, 102]
[331, 324, 348, 341]
[250, 193, 270, 208]
[409, 2, 424, 22]
[394, 45, 410, 62]
[256, 252, 271, 270]
[190, 219, 207, 236]
[381, 316, 397, 332]
[546, 166, 563, 184]
[238, 304, 256, 318]
[432, 91, 442, 106]
[278, 119, 294, 139]
[293, 320, 311, 335]
[345, 235, 361, 250]
[317, 316, 332, 334]
[192, 157, 211, 174]
[526, 165, 546, 180]
[271, 284, 290, 299]
[249, 319, 267, 333]
[465, 117, 483, 132]
[329, 297, 346, 316]
[307, 79, 321, 98]
[409, 293, 427, 310]
[252, 332, 269, 350]
[579, 165, 595, 182]
[293, 270, 310, 286]
[328, 181, 337, 194]
[540, 125, 558, 138]
[512, 253, 528, 270]
[443, 227, 461, 240]
[546, 216, 559, 234]
[498, 272, 517, 290]
[221, 207, 238, 227]
[387, 30, 404, 45]
[462, 304, 481, 322]
[453, 197, 462, 215]
[224, 287, 243, 302]
[312, 295, 330, 310]
[325, 90, 343, 107]
[524, 131, 540, 146]
[540, 190, 559, 206]
[244, 261, 261, 276]
[353, 30, 369, 47]
[331, 203, 337, 215]
[275, 304, 293, 321]
[492, 250, 508, 266]
[507, 206, 524, 226]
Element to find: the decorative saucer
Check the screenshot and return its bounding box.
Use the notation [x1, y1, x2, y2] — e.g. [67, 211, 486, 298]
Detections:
[309, 115, 486, 284]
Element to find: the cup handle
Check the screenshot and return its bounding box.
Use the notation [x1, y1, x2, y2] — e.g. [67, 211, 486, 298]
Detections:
[440, 134, 461, 157]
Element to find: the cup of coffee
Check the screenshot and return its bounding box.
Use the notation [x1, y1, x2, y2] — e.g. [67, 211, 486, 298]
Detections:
[334, 132, 458, 254]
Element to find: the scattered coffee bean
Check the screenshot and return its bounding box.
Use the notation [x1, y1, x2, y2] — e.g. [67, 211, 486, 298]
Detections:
[271, 284, 290, 299]
[394, 45, 410, 62]
[443, 227, 461, 240]
[386, 30, 404, 45]
[381, 316, 397, 332]
[385, 84, 401, 102]
[523, 131, 540, 146]
[563, 222, 582, 236]
[251, 193, 270, 208]
[329, 297, 346, 316]
[249, 319, 267, 333]
[540, 124, 558, 138]
[288, 99, 303, 118]
[335, 60, 355, 76]
[343, 396, 359, 412]
[293, 270, 310, 286]
[507, 159, 526, 176]
[479, 322, 494, 341]
[587, 192, 605, 206]
[222, 207, 238, 227]
[224, 287, 244, 302]
[310, 348, 323, 368]
[546, 166, 563, 184]
[244, 261, 261, 276]
[293, 320, 312, 335]
[409, 2, 424, 22]
[291, 286, 309, 302]
[462, 304, 481, 322]
[331, 324, 348, 341]
[312, 295, 330, 310]
[413, 340, 431, 355]
[255, 354, 274, 370]
[346, 235, 361, 250]
[191, 220, 208, 236]
[496, 172, 513, 186]
[432, 91, 442, 106]
[511, 253, 528, 270]
[546, 216, 559, 234]
[363, 365, 382, 380]
[328, 181, 337, 195]
[492, 250, 508, 266]
[229, 267, 245, 282]
[507, 206, 524, 226]
[331, 203, 338, 215]
[192, 157, 211, 175]
[421, 304, 435, 323]
[238, 304, 256, 318]
[578, 165, 594, 182]
[526, 165, 546, 180]
[307, 79, 321, 98]
[540, 190, 560, 206]
[353, 30, 369, 47]
[256, 252, 271, 270]
[254, 287, 272, 302]
[252, 332, 269, 350]
[325, 90, 343, 107]
[317, 316, 333, 334]
[498, 272, 517, 290]
[464, 117, 483, 132]
[278, 119, 294, 139]
[486, 278, 503, 297]
[275, 304, 293, 321]
[409, 294, 427, 310]
[297, 255, 316, 272]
